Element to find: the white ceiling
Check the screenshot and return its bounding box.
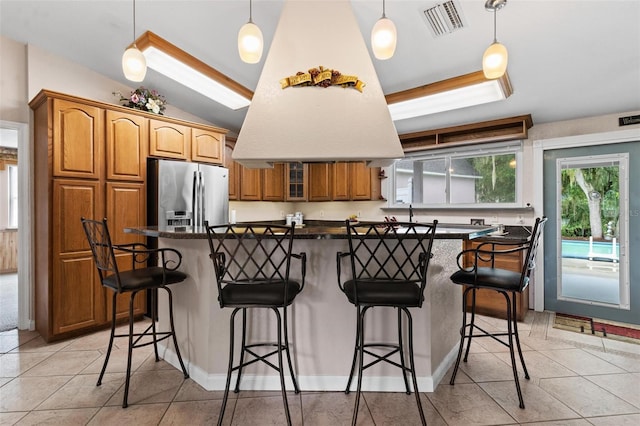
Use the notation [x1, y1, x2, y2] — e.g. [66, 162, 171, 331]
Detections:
[1, 0, 639, 135]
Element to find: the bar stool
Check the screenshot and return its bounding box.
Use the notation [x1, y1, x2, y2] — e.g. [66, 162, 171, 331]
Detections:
[336, 220, 438, 426]
[449, 217, 547, 409]
[205, 222, 306, 426]
[81, 217, 189, 408]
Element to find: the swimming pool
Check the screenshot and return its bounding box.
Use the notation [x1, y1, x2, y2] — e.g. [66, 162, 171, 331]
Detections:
[562, 239, 619, 262]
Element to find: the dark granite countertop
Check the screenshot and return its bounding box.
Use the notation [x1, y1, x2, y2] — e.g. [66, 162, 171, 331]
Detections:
[124, 220, 503, 241]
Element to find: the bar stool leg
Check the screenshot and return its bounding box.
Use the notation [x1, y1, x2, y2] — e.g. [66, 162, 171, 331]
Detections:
[450, 286, 471, 385]
[150, 288, 160, 362]
[164, 286, 189, 378]
[351, 306, 368, 426]
[282, 306, 300, 394]
[511, 291, 529, 380]
[123, 290, 138, 408]
[403, 307, 426, 426]
[234, 308, 248, 393]
[502, 292, 525, 409]
[397, 307, 411, 394]
[98, 292, 118, 387]
[344, 308, 361, 394]
[218, 308, 239, 426]
[273, 307, 292, 426]
[463, 288, 478, 362]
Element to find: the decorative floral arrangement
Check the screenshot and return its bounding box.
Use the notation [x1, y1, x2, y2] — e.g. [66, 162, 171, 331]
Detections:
[118, 87, 167, 115]
[280, 65, 366, 92]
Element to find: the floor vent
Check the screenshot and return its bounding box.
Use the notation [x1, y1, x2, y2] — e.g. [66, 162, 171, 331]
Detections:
[423, 0, 466, 37]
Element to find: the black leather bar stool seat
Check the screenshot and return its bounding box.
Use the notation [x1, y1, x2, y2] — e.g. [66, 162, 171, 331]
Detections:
[81, 217, 189, 408]
[337, 220, 438, 426]
[205, 222, 306, 426]
[449, 216, 547, 409]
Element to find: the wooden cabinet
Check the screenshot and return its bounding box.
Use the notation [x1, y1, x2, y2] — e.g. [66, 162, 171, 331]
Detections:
[0, 230, 18, 273]
[349, 162, 373, 200]
[52, 99, 103, 179]
[106, 110, 147, 181]
[30, 90, 229, 341]
[239, 167, 262, 200]
[286, 163, 308, 201]
[462, 239, 529, 321]
[262, 163, 285, 201]
[191, 127, 224, 164]
[224, 142, 239, 200]
[308, 163, 333, 201]
[149, 119, 190, 160]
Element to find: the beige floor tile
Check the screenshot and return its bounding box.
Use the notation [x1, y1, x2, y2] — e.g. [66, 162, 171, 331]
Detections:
[472, 335, 533, 353]
[37, 372, 125, 410]
[539, 376, 638, 417]
[585, 413, 640, 425]
[583, 348, 640, 372]
[493, 350, 578, 379]
[539, 348, 626, 375]
[427, 382, 515, 425]
[602, 338, 640, 356]
[231, 394, 303, 425]
[458, 352, 516, 382]
[364, 392, 446, 426]
[479, 380, 580, 423]
[520, 335, 576, 351]
[61, 330, 118, 352]
[0, 376, 71, 412]
[546, 327, 605, 349]
[0, 377, 12, 387]
[9, 336, 72, 353]
[520, 420, 592, 426]
[136, 352, 180, 372]
[173, 378, 231, 401]
[584, 373, 640, 408]
[464, 340, 489, 354]
[441, 364, 473, 385]
[80, 346, 152, 375]
[159, 400, 225, 426]
[0, 331, 39, 354]
[14, 407, 99, 425]
[105, 369, 185, 406]
[0, 352, 54, 377]
[301, 391, 374, 426]
[87, 403, 169, 426]
[21, 350, 101, 377]
[0, 411, 27, 425]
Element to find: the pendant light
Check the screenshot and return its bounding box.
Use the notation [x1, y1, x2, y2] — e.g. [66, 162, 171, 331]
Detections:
[371, 0, 397, 60]
[238, 0, 263, 64]
[483, 0, 508, 79]
[122, 0, 146, 82]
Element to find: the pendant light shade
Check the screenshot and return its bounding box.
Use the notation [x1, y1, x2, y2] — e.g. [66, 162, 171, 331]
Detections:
[483, 41, 508, 79]
[483, 0, 508, 79]
[122, 0, 146, 81]
[238, 0, 263, 64]
[371, 0, 396, 60]
[122, 45, 147, 82]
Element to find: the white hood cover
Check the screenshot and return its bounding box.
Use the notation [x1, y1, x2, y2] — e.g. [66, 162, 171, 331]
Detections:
[233, 0, 404, 168]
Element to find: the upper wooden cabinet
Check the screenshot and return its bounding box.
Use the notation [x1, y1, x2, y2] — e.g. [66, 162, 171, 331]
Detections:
[239, 167, 262, 201]
[263, 163, 285, 201]
[224, 142, 239, 200]
[349, 162, 373, 200]
[308, 163, 333, 202]
[52, 98, 103, 179]
[331, 162, 351, 201]
[106, 110, 148, 181]
[149, 119, 191, 160]
[191, 128, 224, 164]
[286, 163, 308, 201]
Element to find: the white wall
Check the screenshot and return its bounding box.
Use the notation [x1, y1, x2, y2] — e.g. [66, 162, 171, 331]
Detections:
[0, 36, 29, 123]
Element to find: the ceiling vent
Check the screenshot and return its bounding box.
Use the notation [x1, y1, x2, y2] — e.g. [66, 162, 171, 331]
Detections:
[423, 1, 466, 37]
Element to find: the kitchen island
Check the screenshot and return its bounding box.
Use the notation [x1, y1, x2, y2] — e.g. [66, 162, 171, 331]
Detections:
[125, 222, 497, 393]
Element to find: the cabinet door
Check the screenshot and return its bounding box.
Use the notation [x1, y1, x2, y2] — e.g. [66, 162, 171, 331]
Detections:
[349, 162, 373, 200]
[224, 143, 239, 200]
[149, 119, 190, 160]
[262, 163, 285, 201]
[52, 179, 105, 335]
[191, 128, 224, 164]
[106, 110, 148, 181]
[239, 166, 262, 200]
[106, 182, 147, 320]
[53, 99, 103, 179]
[308, 163, 332, 201]
[285, 163, 308, 201]
[331, 162, 350, 201]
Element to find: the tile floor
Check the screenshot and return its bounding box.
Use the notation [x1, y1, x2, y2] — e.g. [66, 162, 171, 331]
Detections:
[1, 311, 639, 425]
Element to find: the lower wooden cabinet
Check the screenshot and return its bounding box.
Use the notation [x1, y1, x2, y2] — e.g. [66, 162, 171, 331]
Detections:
[462, 240, 529, 321]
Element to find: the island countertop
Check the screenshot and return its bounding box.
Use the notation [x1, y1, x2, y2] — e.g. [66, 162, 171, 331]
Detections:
[124, 220, 500, 240]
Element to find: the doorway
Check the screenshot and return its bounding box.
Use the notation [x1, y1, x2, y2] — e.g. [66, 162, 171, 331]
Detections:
[543, 142, 639, 325]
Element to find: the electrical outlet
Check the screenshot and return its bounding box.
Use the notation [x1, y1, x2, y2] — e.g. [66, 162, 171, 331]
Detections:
[491, 215, 498, 224]
[320, 210, 324, 218]
[516, 214, 524, 224]
[280, 210, 285, 218]
[357, 211, 361, 218]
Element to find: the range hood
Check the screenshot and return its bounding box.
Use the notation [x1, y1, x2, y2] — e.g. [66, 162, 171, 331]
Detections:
[232, 0, 404, 168]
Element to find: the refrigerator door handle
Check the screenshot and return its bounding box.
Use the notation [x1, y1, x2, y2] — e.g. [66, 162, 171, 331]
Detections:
[192, 170, 198, 227]
[199, 171, 205, 227]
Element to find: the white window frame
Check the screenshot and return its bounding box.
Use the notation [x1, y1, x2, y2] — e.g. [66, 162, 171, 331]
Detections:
[389, 141, 524, 208]
[7, 163, 18, 228]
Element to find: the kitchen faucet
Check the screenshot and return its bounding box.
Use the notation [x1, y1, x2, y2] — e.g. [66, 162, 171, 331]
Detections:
[409, 204, 414, 223]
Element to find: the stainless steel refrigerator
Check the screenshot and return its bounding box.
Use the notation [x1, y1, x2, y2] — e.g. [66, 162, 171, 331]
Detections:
[148, 158, 229, 230]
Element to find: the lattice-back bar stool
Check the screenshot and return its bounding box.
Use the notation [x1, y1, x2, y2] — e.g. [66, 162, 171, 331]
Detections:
[205, 222, 306, 426]
[337, 220, 438, 426]
[81, 217, 189, 408]
[449, 216, 547, 409]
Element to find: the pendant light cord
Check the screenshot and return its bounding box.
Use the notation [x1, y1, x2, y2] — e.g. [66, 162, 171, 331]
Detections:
[381, 0, 387, 19]
[249, 0, 254, 24]
[493, 8, 497, 43]
[132, 0, 137, 43]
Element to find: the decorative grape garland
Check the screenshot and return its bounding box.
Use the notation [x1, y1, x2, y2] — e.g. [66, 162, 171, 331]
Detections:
[280, 66, 365, 92]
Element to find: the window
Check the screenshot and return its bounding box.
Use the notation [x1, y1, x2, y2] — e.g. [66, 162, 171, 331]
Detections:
[8, 164, 18, 228]
[391, 142, 523, 207]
